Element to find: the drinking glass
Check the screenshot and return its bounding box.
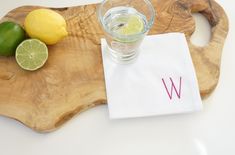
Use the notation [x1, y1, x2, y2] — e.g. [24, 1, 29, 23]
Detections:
[97, 0, 155, 63]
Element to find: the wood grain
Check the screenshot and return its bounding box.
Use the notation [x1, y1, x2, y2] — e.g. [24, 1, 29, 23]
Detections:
[0, 0, 229, 132]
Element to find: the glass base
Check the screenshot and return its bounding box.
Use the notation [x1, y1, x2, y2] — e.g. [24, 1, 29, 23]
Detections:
[107, 46, 139, 64]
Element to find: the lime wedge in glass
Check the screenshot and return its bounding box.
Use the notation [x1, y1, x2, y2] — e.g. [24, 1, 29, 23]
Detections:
[116, 14, 144, 35]
[111, 14, 145, 43]
[15, 39, 48, 71]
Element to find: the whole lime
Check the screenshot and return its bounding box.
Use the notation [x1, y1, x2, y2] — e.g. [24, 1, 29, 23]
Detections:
[0, 21, 26, 56]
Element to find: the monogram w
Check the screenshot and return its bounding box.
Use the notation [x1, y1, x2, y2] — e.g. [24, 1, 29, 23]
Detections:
[162, 77, 182, 100]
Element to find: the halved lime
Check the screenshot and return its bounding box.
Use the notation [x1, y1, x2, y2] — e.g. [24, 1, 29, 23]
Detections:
[15, 39, 48, 71]
[116, 14, 144, 35]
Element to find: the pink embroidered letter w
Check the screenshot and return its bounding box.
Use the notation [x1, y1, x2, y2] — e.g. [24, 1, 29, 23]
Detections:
[162, 77, 182, 100]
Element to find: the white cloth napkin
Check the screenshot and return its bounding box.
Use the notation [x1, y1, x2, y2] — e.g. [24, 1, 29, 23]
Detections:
[101, 33, 203, 119]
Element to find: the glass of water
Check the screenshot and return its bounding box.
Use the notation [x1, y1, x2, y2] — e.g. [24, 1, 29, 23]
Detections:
[97, 0, 155, 63]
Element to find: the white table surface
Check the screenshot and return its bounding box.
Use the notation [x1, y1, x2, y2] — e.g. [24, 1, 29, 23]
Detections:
[0, 0, 234, 155]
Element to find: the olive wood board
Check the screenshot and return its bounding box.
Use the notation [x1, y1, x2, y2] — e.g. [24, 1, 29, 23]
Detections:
[0, 0, 229, 132]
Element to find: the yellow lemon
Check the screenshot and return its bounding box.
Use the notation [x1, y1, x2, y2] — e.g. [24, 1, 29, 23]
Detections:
[24, 9, 68, 45]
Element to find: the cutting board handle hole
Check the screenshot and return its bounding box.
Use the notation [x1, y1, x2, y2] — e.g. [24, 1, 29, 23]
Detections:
[190, 13, 212, 47]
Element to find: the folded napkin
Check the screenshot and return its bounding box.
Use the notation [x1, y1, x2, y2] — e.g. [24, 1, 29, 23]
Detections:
[101, 33, 203, 119]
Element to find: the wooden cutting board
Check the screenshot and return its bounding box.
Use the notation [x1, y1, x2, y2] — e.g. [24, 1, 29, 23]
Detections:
[0, 0, 228, 132]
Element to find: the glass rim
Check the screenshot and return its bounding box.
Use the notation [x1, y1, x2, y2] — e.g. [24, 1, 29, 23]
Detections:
[97, 0, 156, 39]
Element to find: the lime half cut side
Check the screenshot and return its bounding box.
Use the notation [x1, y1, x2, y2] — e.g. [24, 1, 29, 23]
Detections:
[15, 39, 48, 71]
